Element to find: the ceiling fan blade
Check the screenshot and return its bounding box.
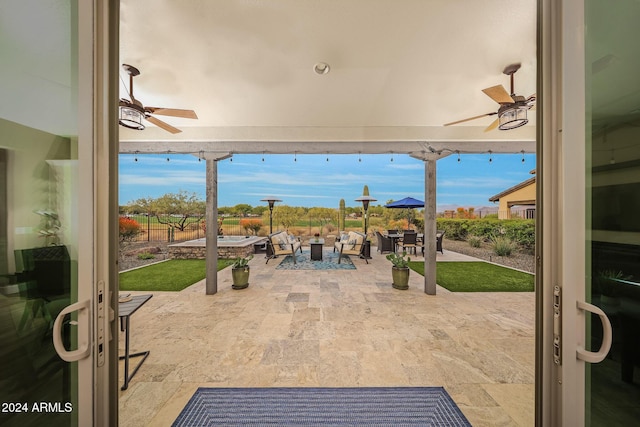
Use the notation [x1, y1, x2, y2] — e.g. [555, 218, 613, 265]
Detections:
[482, 85, 515, 104]
[145, 107, 198, 119]
[484, 118, 500, 132]
[443, 112, 497, 127]
[146, 115, 182, 134]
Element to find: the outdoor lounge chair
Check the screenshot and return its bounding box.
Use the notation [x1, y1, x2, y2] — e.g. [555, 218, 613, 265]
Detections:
[334, 231, 368, 264]
[375, 231, 394, 254]
[266, 231, 302, 264]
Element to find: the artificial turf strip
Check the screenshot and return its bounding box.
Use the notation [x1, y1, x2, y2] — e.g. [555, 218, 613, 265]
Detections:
[119, 259, 234, 292]
[408, 261, 534, 292]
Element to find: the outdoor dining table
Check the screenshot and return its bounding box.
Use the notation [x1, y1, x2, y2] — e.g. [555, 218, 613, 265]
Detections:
[385, 233, 424, 253]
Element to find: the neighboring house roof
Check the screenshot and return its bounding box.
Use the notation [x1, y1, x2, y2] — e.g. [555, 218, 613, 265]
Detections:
[489, 176, 537, 202]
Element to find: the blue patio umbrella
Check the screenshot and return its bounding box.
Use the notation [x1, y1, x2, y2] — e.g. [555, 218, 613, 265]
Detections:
[384, 197, 425, 209]
[384, 197, 425, 227]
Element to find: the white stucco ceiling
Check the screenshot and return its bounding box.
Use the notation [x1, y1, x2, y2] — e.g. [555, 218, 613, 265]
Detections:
[118, 0, 538, 151]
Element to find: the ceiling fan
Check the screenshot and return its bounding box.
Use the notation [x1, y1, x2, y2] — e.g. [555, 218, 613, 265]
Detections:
[118, 64, 198, 134]
[444, 63, 536, 131]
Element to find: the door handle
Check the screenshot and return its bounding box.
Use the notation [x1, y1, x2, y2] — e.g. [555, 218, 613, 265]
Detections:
[53, 299, 91, 362]
[576, 300, 612, 363]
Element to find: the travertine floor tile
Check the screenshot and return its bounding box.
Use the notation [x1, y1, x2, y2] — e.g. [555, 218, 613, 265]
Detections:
[118, 249, 535, 426]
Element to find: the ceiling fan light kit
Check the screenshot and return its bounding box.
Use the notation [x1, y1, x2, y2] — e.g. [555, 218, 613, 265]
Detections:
[119, 105, 145, 130]
[498, 104, 529, 130]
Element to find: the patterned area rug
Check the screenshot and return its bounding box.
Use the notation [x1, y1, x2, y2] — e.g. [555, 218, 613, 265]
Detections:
[172, 387, 471, 426]
[275, 249, 356, 270]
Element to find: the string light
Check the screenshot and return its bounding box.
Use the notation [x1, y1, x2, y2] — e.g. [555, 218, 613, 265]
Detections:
[166, 151, 170, 162]
[262, 151, 265, 162]
[134, 150, 139, 162]
[390, 151, 394, 162]
[326, 151, 329, 162]
[488, 150, 493, 163]
[610, 149, 616, 165]
[521, 150, 525, 163]
[198, 150, 203, 162]
[457, 151, 460, 163]
[358, 151, 362, 162]
[294, 151, 297, 162]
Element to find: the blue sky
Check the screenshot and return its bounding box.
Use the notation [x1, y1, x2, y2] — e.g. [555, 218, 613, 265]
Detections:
[119, 152, 535, 210]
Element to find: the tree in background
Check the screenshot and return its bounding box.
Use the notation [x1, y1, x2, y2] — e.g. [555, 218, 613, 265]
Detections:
[456, 207, 476, 219]
[129, 190, 205, 231]
[338, 199, 346, 231]
[308, 207, 336, 236]
[262, 205, 302, 232]
[233, 203, 253, 217]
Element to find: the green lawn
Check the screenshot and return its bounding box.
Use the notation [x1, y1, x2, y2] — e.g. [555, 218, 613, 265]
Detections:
[409, 261, 534, 292]
[119, 259, 234, 292]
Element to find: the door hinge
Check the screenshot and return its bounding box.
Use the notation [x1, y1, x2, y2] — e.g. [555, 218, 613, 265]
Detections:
[553, 285, 562, 365]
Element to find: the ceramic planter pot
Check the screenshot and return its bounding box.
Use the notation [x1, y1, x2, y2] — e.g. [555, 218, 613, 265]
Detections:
[391, 266, 410, 290]
[232, 266, 250, 289]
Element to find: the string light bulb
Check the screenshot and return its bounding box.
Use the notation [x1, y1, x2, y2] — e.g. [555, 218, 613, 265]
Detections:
[390, 151, 394, 162]
[134, 150, 139, 162]
[521, 150, 525, 163]
[488, 150, 493, 163]
[358, 151, 362, 162]
[457, 151, 460, 163]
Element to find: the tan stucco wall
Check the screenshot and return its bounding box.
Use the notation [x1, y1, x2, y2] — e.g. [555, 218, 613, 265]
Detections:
[0, 118, 71, 273]
[498, 181, 536, 219]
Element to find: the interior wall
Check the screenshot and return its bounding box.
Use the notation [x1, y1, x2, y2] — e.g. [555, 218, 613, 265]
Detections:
[0, 118, 71, 273]
[591, 123, 640, 246]
[0, 149, 7, 275]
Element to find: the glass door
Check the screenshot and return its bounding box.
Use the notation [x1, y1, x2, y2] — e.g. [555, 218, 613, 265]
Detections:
[0, 2, 116, 426]
[584, 0, 640, 424]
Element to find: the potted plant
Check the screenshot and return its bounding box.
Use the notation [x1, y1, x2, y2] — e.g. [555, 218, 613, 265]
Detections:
[386, 251, 411, 290]
[231, 254, 253, 289]
[314, 232, 320, 242]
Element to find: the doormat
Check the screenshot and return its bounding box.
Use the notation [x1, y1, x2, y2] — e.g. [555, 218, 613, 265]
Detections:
[172, 387, 471, 426]
[275, 250, 356, 270]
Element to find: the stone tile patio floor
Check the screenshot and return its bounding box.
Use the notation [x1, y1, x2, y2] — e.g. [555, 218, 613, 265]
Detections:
[118, 248, 535, 426]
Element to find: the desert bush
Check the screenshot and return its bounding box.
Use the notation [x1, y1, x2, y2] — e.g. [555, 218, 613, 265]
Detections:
[467, 235, 482, 248]
[491, 235, 517, 256]
[119, 217, 141, 242]
[137, 252, 155, 260]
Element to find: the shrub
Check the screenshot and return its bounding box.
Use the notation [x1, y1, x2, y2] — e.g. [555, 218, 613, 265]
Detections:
[119, 217, 141, 242]
[239, 218, 263, 235]
[467, 235, 482, 248]
[137, 252, 155, 260]
[491, 235, 517, 256]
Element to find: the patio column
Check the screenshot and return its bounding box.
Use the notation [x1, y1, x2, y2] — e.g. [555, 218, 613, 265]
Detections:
[205, 158, 218, 294]
[205, 153, 232, 295]
[424, 158, 437, 295]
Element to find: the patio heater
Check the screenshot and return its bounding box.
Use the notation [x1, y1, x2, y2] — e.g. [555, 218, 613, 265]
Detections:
[355, 195, 376, 259]
[261, 196, 282, 234]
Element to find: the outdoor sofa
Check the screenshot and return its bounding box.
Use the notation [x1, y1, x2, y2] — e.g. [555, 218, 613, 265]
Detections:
[266, 231, 302, 264]
[334, 231, 368, 264]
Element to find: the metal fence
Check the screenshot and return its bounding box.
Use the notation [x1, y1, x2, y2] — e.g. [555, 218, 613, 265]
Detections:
[123, 215, 254, 243]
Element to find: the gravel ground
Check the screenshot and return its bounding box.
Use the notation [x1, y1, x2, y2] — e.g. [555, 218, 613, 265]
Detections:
[441, 238, 535, 273]
[118, 241, 171, 272]
[119, 239, 536, 274]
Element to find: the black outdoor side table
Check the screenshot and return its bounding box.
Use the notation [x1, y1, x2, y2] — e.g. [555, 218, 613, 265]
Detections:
[310, 239, 325, 261]
[119, 294, 152, 390]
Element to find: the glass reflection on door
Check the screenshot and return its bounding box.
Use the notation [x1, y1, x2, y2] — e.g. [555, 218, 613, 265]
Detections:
[0, 2, 79, 426]
[586, 0, 640, 424]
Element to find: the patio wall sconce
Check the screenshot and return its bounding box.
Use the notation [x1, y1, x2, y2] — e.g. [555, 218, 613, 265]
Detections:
[261, 196, 282, 234]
